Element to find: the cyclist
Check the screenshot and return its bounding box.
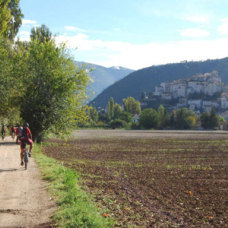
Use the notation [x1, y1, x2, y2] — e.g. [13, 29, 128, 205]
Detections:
[20, 123, 33, 166]
[16, 124, 23, 144]
[10, 126, 16, 139]
[1, 124, 6, 140]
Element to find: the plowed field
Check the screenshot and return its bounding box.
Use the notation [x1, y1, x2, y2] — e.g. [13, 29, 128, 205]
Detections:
[44, 131, 228, 227]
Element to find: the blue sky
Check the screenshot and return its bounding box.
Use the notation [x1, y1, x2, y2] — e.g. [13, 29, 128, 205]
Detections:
[19, 0, 228, 70]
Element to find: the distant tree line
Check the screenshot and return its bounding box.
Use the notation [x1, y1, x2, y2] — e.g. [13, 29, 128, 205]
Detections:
[86, 97, 222, 130]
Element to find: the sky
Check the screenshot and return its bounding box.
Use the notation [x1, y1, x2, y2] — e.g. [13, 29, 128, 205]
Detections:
[18, 0, 228, 70]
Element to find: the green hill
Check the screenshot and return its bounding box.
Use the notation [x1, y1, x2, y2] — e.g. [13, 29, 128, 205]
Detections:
[91, 57, 228, 108]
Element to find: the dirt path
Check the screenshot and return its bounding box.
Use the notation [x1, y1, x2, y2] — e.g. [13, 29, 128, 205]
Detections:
[0, 137, 55, 228]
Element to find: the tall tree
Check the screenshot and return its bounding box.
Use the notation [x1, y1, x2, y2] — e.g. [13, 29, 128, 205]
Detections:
[30, 24, 52, 42]
[157, 105, 169, 128]
[20, 26, 90, 142]
[87, 106, 98, 123]
[0, 0, 12, 36]
[107, 97, 114, 120]
[200, 108, 219, 129]
[0, 0, 23, 39]
[175, 108, 196, 129]
[123, 97, 141, 115]
[113, 103, 122, 119]
[139, 108, 159, 129]
[6, 0, 23, 39]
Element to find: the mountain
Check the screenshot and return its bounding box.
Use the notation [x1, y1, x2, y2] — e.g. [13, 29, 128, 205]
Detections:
[75, 61, 134, 101]
[91, 57, 228, 108]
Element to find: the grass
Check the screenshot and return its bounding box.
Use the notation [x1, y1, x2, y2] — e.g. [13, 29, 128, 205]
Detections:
[33, 144, 115, 228]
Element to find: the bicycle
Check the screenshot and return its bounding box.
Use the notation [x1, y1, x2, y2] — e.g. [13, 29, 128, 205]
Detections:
[23, 148, 31, 170]
[2, 132, 5, 140]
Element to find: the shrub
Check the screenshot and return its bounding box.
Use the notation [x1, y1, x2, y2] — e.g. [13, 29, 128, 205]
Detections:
[110, 119, 127, 129]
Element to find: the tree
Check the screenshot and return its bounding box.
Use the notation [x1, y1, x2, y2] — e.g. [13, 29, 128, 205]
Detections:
[87, 106, 98, 123]
[157, 105, 169, 128]
[123, 97, 141, 115]
[0, 0, 23, 39]
[175, 108, 196, 129]
[200, 112, 210, 129]
[0, 37, 21, 116]
[139, 108, 159, 129]
[113, 103, 121, 119]
[30, 24, 52, 42]
[118, 111, 133, 123]
[200, 108, 219, 129]
[107, 97, 114, 120]
[210, 107, 219, 129]
[19, 26, 90, 142]
[110, 119, 127, 129]
[169, 110, 176, 128]
[0, 0, 12, 36]
[6, 0, 23, 39]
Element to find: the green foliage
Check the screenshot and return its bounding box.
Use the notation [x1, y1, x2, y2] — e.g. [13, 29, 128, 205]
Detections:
[107, 97, 114, 120]
[117, 111, 133, 123]
[200, 108, 219, 129]
[110, 119, 127, 129]
[113, 103, 122, 119]
[175, 108, 197, 129]
[87, 106, 98, 123]
[19, 25, 89, 141]
[0, 0, 23, 39]
[0, 37, 22, 116]
[0, 0, 12, 36]
[123, 96, 141, 115]
[139, 108, 159, 129]
[98, 110, 108, 122]
[34, 144, 114, 227]
[157, 105, 169, 128]
[30, 24, 52, 42]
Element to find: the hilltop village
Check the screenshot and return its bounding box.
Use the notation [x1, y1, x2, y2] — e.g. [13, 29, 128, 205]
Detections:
[141, 71, 228, 116]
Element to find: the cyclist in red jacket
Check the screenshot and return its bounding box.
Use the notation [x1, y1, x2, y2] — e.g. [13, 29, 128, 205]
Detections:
[20, 123, 33, 166]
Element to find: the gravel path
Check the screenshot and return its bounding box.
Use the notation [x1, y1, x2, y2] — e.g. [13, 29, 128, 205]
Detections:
[0, 137, 55, 228]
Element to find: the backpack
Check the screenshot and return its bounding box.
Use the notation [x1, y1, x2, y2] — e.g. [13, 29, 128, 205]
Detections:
[19, 127, 23, 137]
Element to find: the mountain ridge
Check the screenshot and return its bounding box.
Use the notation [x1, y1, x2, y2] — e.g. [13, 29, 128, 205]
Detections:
[75, 61, 134, 101]
[91, 57, 228, 108]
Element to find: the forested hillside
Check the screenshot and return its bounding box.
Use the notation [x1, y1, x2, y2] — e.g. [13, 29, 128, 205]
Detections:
[91, 58, 228, 108]
[76, 61, 133, 101]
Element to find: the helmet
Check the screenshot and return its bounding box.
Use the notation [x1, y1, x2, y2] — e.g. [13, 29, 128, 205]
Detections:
[24, 122, 29, 128]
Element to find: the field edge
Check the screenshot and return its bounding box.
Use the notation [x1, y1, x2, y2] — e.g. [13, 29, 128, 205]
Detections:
[33, 143, 115, 228]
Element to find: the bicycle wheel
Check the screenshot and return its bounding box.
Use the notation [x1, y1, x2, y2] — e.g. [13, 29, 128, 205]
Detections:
[24, 149, 29, 170]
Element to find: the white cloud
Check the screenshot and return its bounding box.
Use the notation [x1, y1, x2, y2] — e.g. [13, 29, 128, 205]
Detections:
[55, 33, 228, 70]
[64, 26, 84, 32]
[218, 22, 228, 35]
[22, 19, 37, 25]
[183, 15, 210, 24]
[180, 28, 210, 38]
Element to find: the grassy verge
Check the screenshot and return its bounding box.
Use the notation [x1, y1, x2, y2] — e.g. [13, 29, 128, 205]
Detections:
[33, 144, 114, 228]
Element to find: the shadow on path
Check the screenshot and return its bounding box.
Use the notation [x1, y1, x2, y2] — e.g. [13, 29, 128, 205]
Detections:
[0, 168, 17, 173]
[0, 141, 17, 146]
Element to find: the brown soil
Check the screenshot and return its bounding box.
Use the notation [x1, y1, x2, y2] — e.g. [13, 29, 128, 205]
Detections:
[44, 130, 228, 227]
[0, 137, 55, 228]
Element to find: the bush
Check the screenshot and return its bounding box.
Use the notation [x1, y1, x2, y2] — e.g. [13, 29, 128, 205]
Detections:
[131, 122, 140, 129]
[139, 108, 159, 129]
[110, 119, 127, 129]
